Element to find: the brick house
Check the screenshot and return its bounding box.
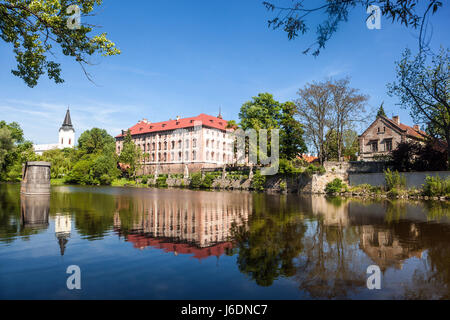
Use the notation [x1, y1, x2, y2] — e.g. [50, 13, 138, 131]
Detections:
[358, 115, 428, 161]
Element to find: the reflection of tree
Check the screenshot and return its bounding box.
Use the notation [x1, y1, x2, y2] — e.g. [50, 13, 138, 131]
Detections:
[402, 224, 450, 300]
[50, 189, 116, 240]
[295, 220, 365, 299]
[232, 195, 307, 286]
[423, 201, 450, 221]
[0, 184, 21, 243]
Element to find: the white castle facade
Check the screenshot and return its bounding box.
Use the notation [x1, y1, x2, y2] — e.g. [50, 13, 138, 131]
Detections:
[34, 109, 75, 155]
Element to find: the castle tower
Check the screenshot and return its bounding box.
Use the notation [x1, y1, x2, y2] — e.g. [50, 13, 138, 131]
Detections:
[58, 108, 75, 149]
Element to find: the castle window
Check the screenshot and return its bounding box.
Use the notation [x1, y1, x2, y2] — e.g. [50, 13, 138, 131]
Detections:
[69, 139, 71, 145]
[61, 138, 64, 144]
[371, 141, 378, 152]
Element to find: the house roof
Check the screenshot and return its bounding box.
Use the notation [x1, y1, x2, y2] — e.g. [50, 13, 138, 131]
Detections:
[360, 116, 428, 140]
[382, 116, 428, 140]
[116, 113, 229, 138]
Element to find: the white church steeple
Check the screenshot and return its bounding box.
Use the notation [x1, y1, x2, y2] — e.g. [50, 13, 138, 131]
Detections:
[58, 107, 75, 148]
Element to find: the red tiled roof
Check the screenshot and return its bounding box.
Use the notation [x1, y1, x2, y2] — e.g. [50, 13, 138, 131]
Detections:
[125, 234, 233, 260]
[383, 117, 428, 140]
[298, 154, 319, 163]
[116, 113, 229, 138]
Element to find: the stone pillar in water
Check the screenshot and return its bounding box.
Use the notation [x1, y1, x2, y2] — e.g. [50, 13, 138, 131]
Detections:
[20, 161, 51, 195]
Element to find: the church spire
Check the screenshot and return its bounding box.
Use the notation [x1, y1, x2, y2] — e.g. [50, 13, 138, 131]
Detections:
[62, 107, 73, 128]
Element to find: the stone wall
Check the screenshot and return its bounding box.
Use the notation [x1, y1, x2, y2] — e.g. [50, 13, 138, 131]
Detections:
[349, 171, 450, 188]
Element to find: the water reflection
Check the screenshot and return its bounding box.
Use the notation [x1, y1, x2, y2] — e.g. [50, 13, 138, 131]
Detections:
[0, 184, 449, 299]
[20, 194, 50, 230]
[113, 191, 251, 260]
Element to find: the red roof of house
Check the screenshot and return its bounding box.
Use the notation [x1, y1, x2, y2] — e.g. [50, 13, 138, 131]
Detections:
[383, 117, 428, 140]
[125, 234, 233, 260]
[116, 113, 229, 138]
[298, 154, 319, 163]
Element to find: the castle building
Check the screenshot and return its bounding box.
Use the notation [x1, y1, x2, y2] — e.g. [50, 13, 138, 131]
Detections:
[34, 109, 76, 155]
[115, 113, 235, 174]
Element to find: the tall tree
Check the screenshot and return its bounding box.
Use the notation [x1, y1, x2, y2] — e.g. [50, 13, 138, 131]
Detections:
[295, 80, 333, 164]
[239, 93, 281, 131]
[377, 102, 387, 118]
[78, 128, 115, 155]
[118, 131, 141, 178]
[279, 101, 307, 159]
[263, 0, 443, 56]
[388, 47, 449, 168]
[329, 78, 369, 161]
[0, 0, 120, 87]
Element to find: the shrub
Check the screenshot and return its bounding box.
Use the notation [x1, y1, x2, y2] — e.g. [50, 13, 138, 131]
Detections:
[325, 178, 346, 194]
[251, 170, 266, 191]
[156, 176, 168, 188]
[140, 175, 148, 184]
[305, 164, 326, 176]
[189, 173, 202, 189]
[384, 168, 406, 191]
[423, 175, 450, 197]
[280, 181, 287, 191]
[201, 173, 215, 189]
[278, 159, 302, 175]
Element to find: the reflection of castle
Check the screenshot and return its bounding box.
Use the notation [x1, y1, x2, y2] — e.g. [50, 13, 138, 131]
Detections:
[55, 214, 71, 256]
[113, 191, 251, 260]
[359, 225, 423, 271]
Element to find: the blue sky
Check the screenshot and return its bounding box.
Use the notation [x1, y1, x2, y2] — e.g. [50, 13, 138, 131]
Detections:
[0, 0, 449, 144]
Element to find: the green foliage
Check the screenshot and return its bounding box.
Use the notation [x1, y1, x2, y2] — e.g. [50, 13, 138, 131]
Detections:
[388, 47, 449, 168]
[264, 1, 442, 56]
[390, 141, 447, 172]
[377, 103, 387, 118]
[251, 170, 266, 191]
[279, 101, 307, 159]
[78, 128, 115, 155]
[156, 176, 168, 188]
[0, 121, 37, 181]
[304, 164, 326, 176]
[118, 130, 141, 178]
[423, 176, 450, 197]
[384, 168, 406, 191]
[278, 158, 301, 175]
[325, 178, 347, 194]
[201, 173, 215, 189]
[189, 172, 202, 189]
[0, 0, 121, 87]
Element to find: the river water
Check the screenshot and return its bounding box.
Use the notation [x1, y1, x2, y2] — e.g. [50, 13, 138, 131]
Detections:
[0, 183, 449, 299]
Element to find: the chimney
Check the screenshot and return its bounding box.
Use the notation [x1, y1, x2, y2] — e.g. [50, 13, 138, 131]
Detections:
[413, 124, 419, 131]
[176, 115, 180, 121]
[141, 118, 148, 123]
[392, 116, 400, 125]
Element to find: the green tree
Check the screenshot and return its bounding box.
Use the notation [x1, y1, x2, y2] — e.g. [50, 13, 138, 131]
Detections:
[279, 101, 307, 159]
[239, 93, 281, 131]
[263, 0, 443, 56]
[377, 102, 387, 118]
[0, 0, 120, 87]
[118, 130, 141, 178]
[388, 47, 450, 168]
[0, 121, 36, 181]
[78, 127, 115, 155]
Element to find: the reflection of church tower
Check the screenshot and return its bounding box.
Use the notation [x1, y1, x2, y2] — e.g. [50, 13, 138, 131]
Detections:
[55, 214, 72, 256]
[58, 108, 75, 149]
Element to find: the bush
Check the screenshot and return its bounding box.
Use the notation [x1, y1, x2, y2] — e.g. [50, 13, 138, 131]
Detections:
[140, 175, 148, 184]
[189, 173, 202, 189]
[201, 173, 215, 189]
[305, 164, 326, 176]
[156, 176, 168, 188]
[325, 178, 346, 194]
[384, 168, 406, 191]
[423, 176, 450, 197]
[251, 170, 266, 191]
[278, 159, 302, 175]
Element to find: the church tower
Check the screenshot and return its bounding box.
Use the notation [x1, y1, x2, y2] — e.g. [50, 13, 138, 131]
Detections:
[58, 108, 75, 149]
